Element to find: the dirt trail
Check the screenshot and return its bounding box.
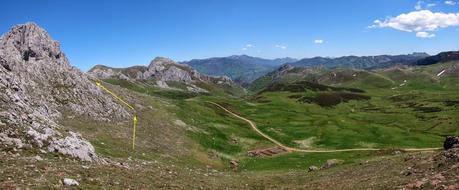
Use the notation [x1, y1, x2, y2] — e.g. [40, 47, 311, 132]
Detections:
[208, 101, 442, 153]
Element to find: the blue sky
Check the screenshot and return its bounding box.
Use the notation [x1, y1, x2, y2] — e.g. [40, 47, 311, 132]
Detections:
[1, 0, 459, 71]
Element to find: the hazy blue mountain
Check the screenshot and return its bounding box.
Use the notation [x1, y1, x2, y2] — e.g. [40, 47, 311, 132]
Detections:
[289, 53, 429, 69]
[182, 55, 297, 85]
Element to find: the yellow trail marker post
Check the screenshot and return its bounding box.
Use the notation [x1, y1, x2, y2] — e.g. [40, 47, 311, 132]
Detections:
[95, 81, 137, 150]
[132, 112, 137, 150]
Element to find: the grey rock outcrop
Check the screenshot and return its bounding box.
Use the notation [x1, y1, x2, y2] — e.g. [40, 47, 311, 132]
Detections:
[143, 57, 194, 82]
[0, 22, 129, 161]
[308, 165, 319, 172]
[62, 178, 79, 186]
[88, 65, 147, 81]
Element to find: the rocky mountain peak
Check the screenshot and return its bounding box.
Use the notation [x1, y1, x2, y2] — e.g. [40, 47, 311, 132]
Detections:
[0, 23, 129, 161]
[148, 57, 176, 68]
[0, 22, 67, 67]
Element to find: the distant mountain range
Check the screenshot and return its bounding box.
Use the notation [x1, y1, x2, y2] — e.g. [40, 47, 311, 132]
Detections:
[88, 51, 459, 88]
[248, 50, 459, 92]
[182, 53, 435, 86]
[289, 53, 429, 69]
[181, 55, 297, 86]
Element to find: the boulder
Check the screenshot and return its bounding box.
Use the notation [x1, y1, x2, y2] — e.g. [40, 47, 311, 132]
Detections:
[308, 165, 319, 172]
[322, 159, 344, 169]
[62, 178, 79, 186]
[230, 160, 239, 171]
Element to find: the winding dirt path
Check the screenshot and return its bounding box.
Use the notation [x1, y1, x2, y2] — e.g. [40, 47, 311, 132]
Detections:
[208, 101, 442, 153]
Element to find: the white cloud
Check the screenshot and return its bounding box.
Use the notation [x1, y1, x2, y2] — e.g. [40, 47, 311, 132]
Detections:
[416, 31, 436, 38]
[275, 44, 287, 49]
[241, 44, 254, 50]
[445, 1, 457, 5]
[415, 1, 436, 10]
[314, 39, 324, 44]
[370, 10, 459, 38]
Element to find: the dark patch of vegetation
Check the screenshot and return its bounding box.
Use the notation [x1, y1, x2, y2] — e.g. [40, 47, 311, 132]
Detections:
[299, 92, 371, 107]
[287, 94, 302, 99]
[389, 94, 419, 102]
[445, 100, 459, 107]
[413, 106, 442, 113]
[248, 95, 271, 103]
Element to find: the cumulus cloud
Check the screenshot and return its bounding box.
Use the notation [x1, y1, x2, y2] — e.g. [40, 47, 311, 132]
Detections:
[369, 10, 459, 38]
[314, 39, 324, 44]
[445, 1, 457, 5]
[427, 3, 436, 7]
[275, 44, 287, 49]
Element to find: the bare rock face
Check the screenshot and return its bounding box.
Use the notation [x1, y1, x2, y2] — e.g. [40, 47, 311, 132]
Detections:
[0, 22, 129, 161]
[143, 57, 194, 82]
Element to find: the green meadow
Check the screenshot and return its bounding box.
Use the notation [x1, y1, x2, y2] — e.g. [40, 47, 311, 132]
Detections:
[98, 63, 459, 171]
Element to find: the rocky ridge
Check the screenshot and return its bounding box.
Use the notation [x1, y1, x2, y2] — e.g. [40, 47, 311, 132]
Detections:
[89, 57, 235, 93]
[88, 65, 147, 81]
[0, 23, 129, 161]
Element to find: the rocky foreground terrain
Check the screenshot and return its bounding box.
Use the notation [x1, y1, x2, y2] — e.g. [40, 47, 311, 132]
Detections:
[0, 23, 129, 161]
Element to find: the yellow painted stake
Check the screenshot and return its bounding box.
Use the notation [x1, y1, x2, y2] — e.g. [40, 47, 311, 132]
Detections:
[95, 81, 137, 150]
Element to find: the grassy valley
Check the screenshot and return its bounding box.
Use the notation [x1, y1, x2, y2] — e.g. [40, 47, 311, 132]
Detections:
[86, 61, 458, 174]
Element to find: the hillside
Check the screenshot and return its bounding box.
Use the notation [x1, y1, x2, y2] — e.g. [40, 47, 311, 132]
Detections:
[416, 51, 459, 65]
[248, 64, 326, 92]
